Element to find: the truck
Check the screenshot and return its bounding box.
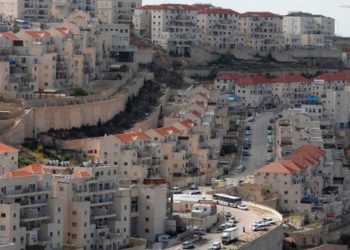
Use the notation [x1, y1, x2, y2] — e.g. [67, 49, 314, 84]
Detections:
[221, 227, 239, 245]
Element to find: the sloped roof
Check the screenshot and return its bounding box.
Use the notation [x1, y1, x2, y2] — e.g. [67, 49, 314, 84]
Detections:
[216, 73, 241, 81]
[241, 12, 280, 18]
[0, 32, 21, 41]
[114, 132, 151, 143]
[153, 126, 181, 136]
[0, 142, 18, 153]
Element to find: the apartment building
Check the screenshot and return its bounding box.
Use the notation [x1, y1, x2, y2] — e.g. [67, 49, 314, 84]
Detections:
[134, 4, 201, 56]
[97, 0, 142, 24]
[0, 142, 18, 174]
[0, 0, 52, 21]
[283, 12, 335, 36]
[0, 164, 63, 250]
[197, 7, 243, 49]
[214, 73, 241, 92]
[255, 144, 326, 212]
[239, 12, 284, 51]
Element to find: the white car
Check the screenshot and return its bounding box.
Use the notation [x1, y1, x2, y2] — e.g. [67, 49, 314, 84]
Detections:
[251, 224, 268, 231]
[209, 242, 221, 250]
[226, 221, 235, 227]
[182, 241, 194, 249]
[227, 218, 235, 224]
[262, 217, 276, 225]
[237, 204, 248, 210]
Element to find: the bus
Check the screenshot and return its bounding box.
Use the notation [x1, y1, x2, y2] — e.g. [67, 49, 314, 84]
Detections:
[213, 193, 242, 208]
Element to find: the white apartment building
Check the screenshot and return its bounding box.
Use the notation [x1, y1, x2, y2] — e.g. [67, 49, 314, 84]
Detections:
[197, 8, 243, 49]
[283, 12, 335, 36]
[239, 12, 284, 51]
[97, 0, 142, 24]
[0, 164, 64, 250]
[0, 0, 52, 21]
[134, 4, 202, 56]
[255, 144, 326, 212]
[0, 142, 18, 174]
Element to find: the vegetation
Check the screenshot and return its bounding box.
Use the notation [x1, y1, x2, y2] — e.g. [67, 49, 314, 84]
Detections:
[11, 24, 20, 33]
[18, 151, 36, 167]
[69, 87, 89, 97]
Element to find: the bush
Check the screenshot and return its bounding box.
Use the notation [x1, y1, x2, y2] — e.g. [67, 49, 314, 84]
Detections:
[18, 151, 36, 167]
[70, 88, 89, 97]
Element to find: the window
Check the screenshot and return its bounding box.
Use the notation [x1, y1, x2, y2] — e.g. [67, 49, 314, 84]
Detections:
[146, 195, 150, 199]
[0, 213, 5, 218]
[0, 225, 5, 231]
[145, 218, 149, 222]
[284, 191, 288, 195]
[145, 229, 149, 233]
[57, 207, 61, 212]
[72, 222, 77, 227]
[72, 211, 77, 215]
[284, 200, 288, 204]
[146, 205, 150, 210]
[13, 225, 16, 230]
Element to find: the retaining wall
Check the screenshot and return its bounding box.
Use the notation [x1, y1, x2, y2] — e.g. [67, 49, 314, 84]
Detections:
[0, 72, 147, 144]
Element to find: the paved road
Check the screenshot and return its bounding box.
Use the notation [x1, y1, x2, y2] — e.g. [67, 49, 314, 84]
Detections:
[242, 112, 275, 175]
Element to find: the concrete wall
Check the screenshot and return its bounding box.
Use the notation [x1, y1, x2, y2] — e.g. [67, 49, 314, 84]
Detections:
[0, 72, 147, 144]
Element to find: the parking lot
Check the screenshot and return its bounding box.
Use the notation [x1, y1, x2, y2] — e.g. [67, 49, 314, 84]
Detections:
[166, 202, 281, 250]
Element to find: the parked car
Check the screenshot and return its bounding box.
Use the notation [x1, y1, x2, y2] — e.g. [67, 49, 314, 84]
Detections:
[189, 190, 202, 195]
[266, 154, 274, 162]
[267, 146, 273, 153]
[226, 221, 235, 227]
[242, 150, 250, 157]
[190, 184, 198, 190]
[225, 212, 231, 219]
[236, 164, 246, 173]
[237, 204, 248, 210]
[251, 224, 268, 231]
[262, 217, 276, 225]
[171, 186, 182, 194]
[182, 241, 194, 249]
[245, 130, 251, 136]
[245, 126, 251, 130]
[219, 223, 229, 231]
[208, 242, 221, 250]
[247, 117, 255, 122]
[269, 119, 275, 124]
[267, 125, 273, 131]
[267, 130, 273, 135]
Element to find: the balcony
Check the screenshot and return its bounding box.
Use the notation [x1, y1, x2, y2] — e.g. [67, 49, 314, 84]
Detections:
[90, 197, 114, 207]
[20, 210, 49, 222]
[91, 208, 116, 220]
[20, 199, 48, 208]
[4, 187, 50, 198]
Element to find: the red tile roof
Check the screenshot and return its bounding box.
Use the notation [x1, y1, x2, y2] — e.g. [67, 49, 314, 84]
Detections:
[4, 163, 51, 178]
[238, 75, 272, 85]
[25, 31, 52, 39]
[238, 75, 311, 85]
[198, 92, 209, 100]
[241, 12, 281, 18]
[257, 144, 325, 174]
[0, 32, 21, 41]
[115, 132, 151, 143]
[273, 75, 311, 83]
[55, 27, 70, 35]
[73, 170, 91, 178]
[198, 8, 239, 15]
[153, 126, 181, 136]
[178, 119, 195, 128]
[256, 160, 303, 174]
[191, 4, 213, 10]
[191, 110, 203, 118]
[314, 70, 350, 81]
[0, 142, 18, 153]
[139, 4, 197, 11]
[216, 73, 241, 81]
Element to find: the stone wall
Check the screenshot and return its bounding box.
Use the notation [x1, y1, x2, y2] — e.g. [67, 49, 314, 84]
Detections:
[0, 71, 147, 144]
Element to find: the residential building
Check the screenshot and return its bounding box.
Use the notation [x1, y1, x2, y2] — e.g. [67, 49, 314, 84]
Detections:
[197, 7, 243, 49]
[134, 4, 202, 56]
[0, 164, 64, 250]
[97, 0, 142, 24]
[283, 12, 335, 36]
[0, 142, 18, 174]
[255, 144, 326, 212]
[0, 0, 52, 21]
[239, 12, 284, 51]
